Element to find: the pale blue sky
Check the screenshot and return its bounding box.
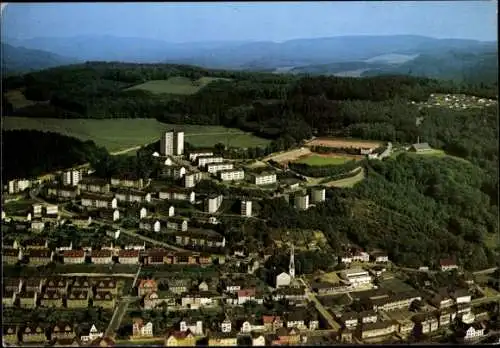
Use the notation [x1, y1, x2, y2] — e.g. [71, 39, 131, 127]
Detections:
[2, 1, 498, 42]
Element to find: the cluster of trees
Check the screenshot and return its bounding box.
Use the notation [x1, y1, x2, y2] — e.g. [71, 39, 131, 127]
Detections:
[2, 130, 107, 182]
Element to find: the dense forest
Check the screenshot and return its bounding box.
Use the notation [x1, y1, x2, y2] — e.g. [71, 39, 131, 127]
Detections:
[2, 62, 498, 270]
[2, 130, 107, 182]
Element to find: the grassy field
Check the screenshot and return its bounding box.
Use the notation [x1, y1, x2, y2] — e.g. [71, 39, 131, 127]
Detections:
[4, 89, 37, 109]
[295, 154, 351, 166]
[379, 278, 417, 294]
[125, 76, 230, 95]
[2, 117, 270, 152]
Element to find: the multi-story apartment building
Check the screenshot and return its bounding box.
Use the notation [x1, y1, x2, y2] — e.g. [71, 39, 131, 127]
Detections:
[81, 193, 117, 209]
[205, 194, 223, 214]
[206, 162, 234, 174]
[197, 156, 224, 168]
[249, 172, 277, 185]
[78, 178, 110, 194]
[310, 186, 326, 203]
[189, 150, 214, 162]
[219, 169, 245, 181]
[183, 171, 202, 188]
[61, 170, 82, 186]
[294, 193, 309, 210]
[161, 130, 184, 156]
[241, 200, 252, 217]
[8, 179, 32, 194]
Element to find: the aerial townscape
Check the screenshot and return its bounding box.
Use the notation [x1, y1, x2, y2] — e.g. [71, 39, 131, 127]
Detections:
[2, 2, 499, 347]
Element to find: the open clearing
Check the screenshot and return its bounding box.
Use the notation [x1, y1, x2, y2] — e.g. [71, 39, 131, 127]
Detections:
[306, 137, 383, 149]
[125, 76, 230, 95]
[4, 89, 38, 109]
[2, 117, 270, 152]
[322, 167, 366, 188]
[295, 153, 360, 166]
[264, 147, 311, 163]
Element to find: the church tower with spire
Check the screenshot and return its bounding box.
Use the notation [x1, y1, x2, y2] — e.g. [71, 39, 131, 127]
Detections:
[289, 243, 295, 279]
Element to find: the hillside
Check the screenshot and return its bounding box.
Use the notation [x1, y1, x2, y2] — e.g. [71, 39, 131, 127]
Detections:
[5, 35, 496, 71]
[1, 43, 79, 73]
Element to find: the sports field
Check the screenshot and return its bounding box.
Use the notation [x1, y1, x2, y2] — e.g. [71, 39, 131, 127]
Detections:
[2, 117, 270, 152]
[295, 154, 351, 166]
[125, 76, 231, 95]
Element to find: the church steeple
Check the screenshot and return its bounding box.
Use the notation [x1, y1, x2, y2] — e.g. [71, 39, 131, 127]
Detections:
[289, 243, 295, 279]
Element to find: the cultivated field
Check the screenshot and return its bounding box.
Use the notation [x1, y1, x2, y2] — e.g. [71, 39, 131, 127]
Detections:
[125, 76, 231, 95]
[306, 137, 383, 149]
[2, 117, 270, 152]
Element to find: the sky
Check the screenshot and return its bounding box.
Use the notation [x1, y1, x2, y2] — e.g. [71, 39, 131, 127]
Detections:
[2, 1, 498, 43]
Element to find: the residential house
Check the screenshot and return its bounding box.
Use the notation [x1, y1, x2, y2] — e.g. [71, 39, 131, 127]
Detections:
[63, 250, 86, 264]
[370, 250, 389, 263]
[70, 216, 92, 228]
[66, 290, 90, 308]
[237, 288, 263, 305]
[272, 286, 306, 302]
[339, 312, 359, 329]
[118, 249, 140, 264]
[46, 277, 70, 294]
[181, 290, 218, 309]
[21, 325, 46, 343]
[3, 325, 19, 344]
[461, 321, 487, 341]
[440, 258, 459, 272]
[27, 248, 54, 265]
[138, 279, 158, 297]
[272, 327, 301, 345]
[450, 288, 472, 304]
[24, 238, 49, 249]
[80, 324, 103, 343]
[179, 319, 204, 336]
[3, 248, 22, 265]
[175, 229, 225, 248]
[132, 319, 154, 338]
[171, 252, 197, 265]
[167, 279, 191, 295]
[240, 317, 265, 333]
[139, 218, 161, 232]
[146, 249, 169, 265]
[285, 310, 319, 330]
[81, 193, 117, 209]
[55, 241, 73, 252]
[3, 290, 17, 307]
[40, 291, 63, 308]
[93, 292, 115, 309]
[125, 243, 146, 251]
[251, 333, 266, 346]
[143, 291, 177, 310]
[372, 292, 422, 312]
[360, 321, 397, 340]
[71, 277, 92, 292]
[52, 323, 75, 340]
[4, 278, 23, 293]
[30, 219, 45, 232]
[46, 184, 80, 200]
[413, 314, 439, 335]
[115, 188, 151, 204]
[166, 216, 188, 232]
[98, 208, 120, 222]
[78, 178, 111, 194]
[165, 330, 196, 347]
[91, 250, 113, 264]
[110, 175, 146, 189]
[208, 332, 238, 346]
[23, 278, 44, 293]
[94, 279, 118, 295]
[262, 316, 284, 332]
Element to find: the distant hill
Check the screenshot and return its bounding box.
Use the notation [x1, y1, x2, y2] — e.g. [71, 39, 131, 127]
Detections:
[1, 43, 79, 73]
[5, 35, 497, 73]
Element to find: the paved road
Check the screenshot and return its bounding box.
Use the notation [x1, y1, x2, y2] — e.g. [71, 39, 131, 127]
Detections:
[59, 273, 136, 278]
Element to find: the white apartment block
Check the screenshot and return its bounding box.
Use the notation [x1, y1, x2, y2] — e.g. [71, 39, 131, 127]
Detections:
[61, 170, 82, 186]
[219, 169, 245, 181]
[310, 187, 326, 203]
[205, 195, 223, 214]
[250, 172, 277, 186]
[8, 179, 32, 194]
[160, 130, 184, 156]
[206, 162, 234, 174]
[197, 156, 224, 168]
[294, 193, 309, 210]
[44, 205, 59, 216]
[241, 200, 252, 217]
[342, 268, 372, 288]
[184, 171, 202, 188]
[81, 194, 118, 209]
[189, 151, 214, 162]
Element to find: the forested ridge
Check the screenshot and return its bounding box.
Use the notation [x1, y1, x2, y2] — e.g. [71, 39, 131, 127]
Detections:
[2, 62, 498, 270]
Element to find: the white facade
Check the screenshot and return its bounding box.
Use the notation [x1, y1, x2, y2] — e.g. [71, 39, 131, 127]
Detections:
[241, 200, 252, 217]
[179, 320, 203, 336]
[220, 169, 245, 181]
[184, 173, 196, 188]
[80, 324, 103, 342]
[81, 196, 117, 209]
[8, 179, 32, 194]
[133, 321, 153, 337]
[276, 272, 291, 288]
[294, 194, 309, 210]
[206, 162, 234, 174]
[45, 205, 59, 215]
[189, 151, 214, 162]
[139, 220, 161, 232]
[343, 269, 372, 287]
[62, 170, 82, 186]
[32, 204, 43, 216]
[205, 195, 223, 214]
[310, 187, 326, 203]
[197, 156, 224, 168]
[161, 131, 184, 156]
[251, 173, 277, 186]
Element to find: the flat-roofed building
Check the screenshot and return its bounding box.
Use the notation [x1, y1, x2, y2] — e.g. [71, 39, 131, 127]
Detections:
[206, 162, 234, 174]
[249, 172, 277, 186]
[310, 186, 326, 203]
[241, 200, 252, 217]
[219, 169, 245, 181]
[197, 156, 224, 168]
[205, 194, 223, 214]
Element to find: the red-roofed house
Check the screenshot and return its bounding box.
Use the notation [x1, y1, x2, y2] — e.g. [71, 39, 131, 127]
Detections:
[237, 288, 256, 305]
[118, 250, 140, 264]
[165, 330, 196, 347]
[62, 250, 85, 264]
[138, 279, 158, 297]
[440, 259, 458, 272]
[132, 318, 153, 338]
